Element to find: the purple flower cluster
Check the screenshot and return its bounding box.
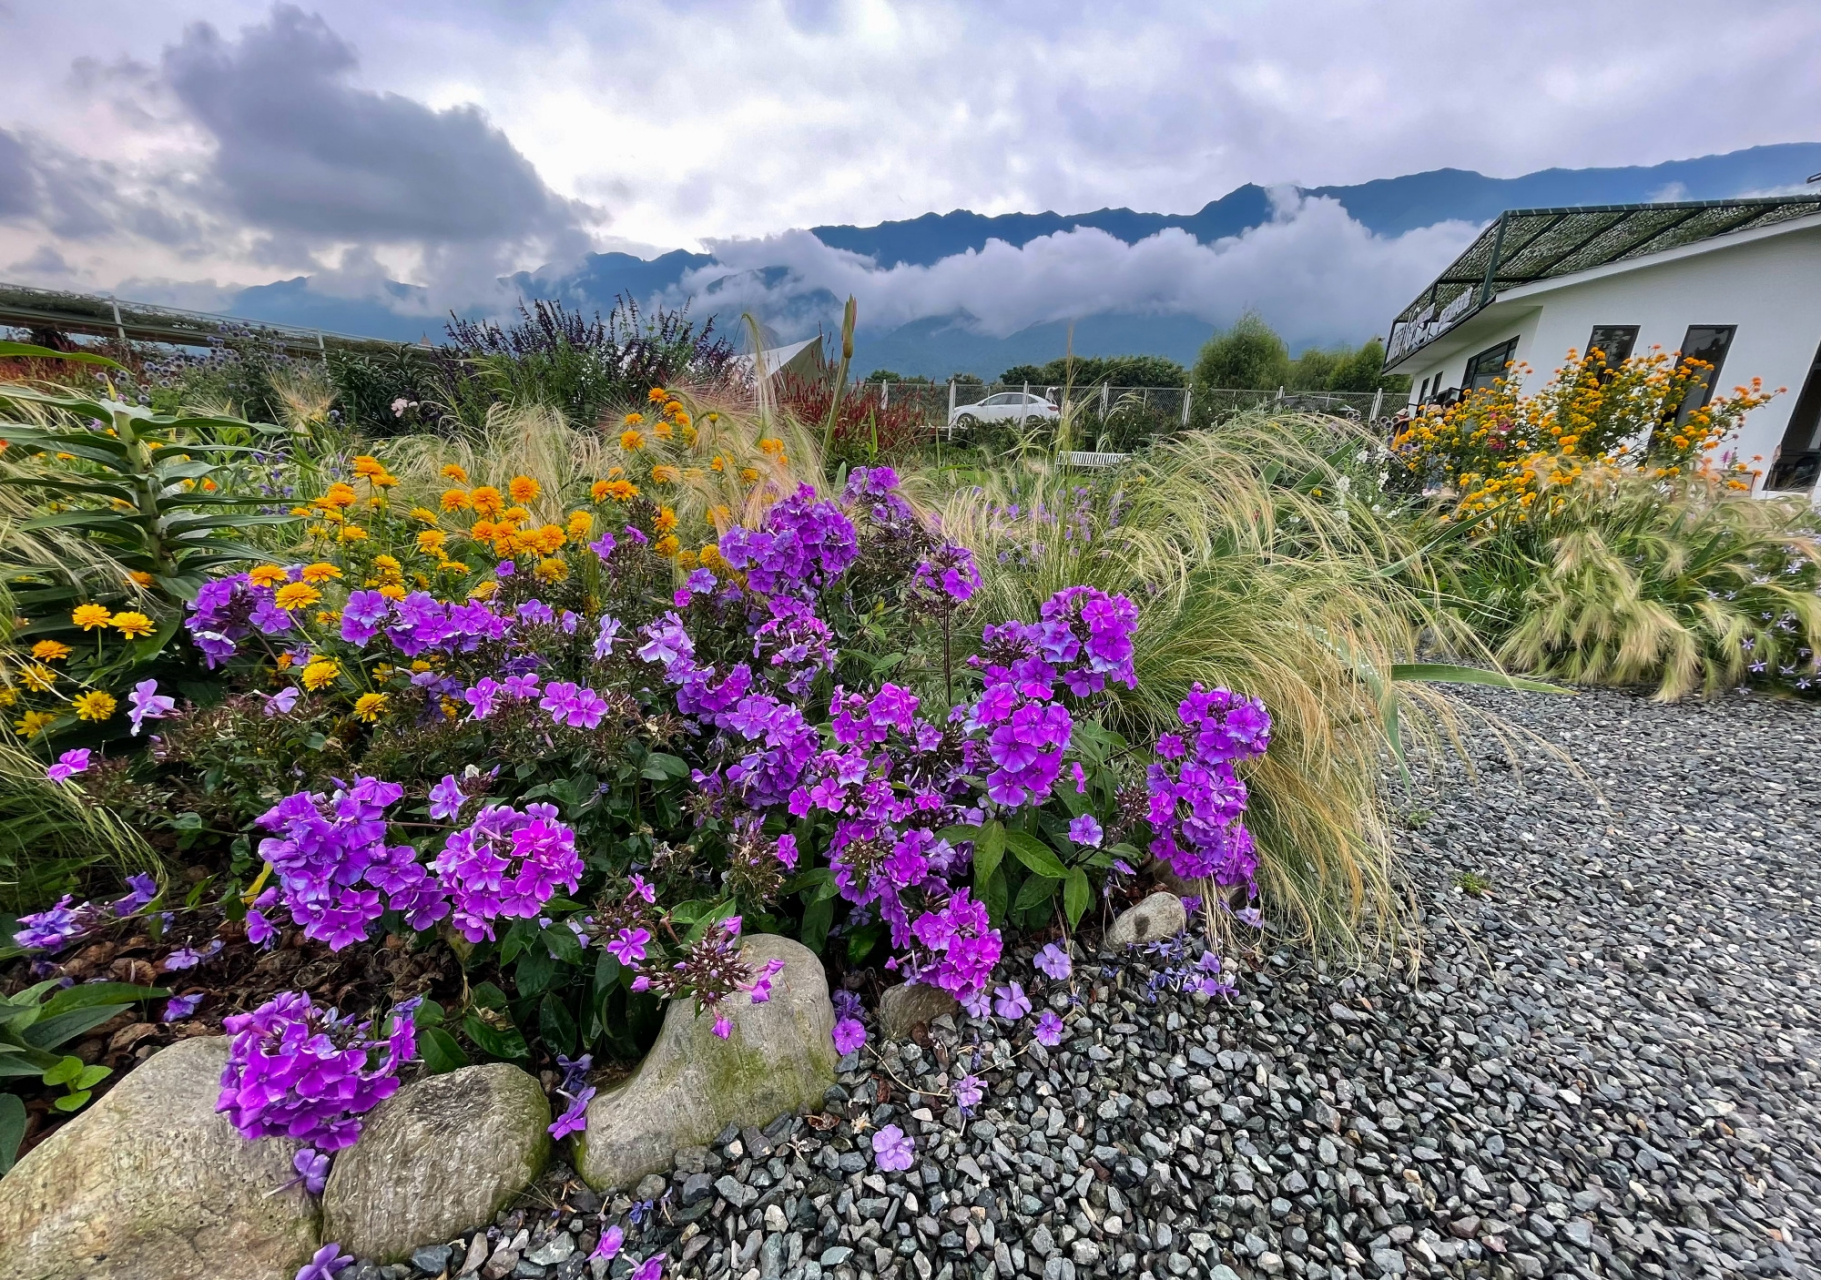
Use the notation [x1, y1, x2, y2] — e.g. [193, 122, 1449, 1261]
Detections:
[216, 990, 417, 1152]
[431, 803, 583, 943]
[907, 543, 982, 607]
[256, 777, 449, 950]
[900, 889, 1003, 1005]
[843, 466, 917, 530]
[1146, 684, 1272, 888]
[749, 596, 835, 696]
[540, 681, 611, 730]
[718, 485, 857, 597]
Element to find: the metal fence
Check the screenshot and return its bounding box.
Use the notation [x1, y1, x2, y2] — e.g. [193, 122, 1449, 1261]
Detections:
[858, 380, 1394, 431]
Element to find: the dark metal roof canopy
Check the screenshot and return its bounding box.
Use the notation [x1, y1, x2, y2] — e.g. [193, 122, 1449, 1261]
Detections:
[0, 280, 430, 358]
[1384, 194, 1821, 367]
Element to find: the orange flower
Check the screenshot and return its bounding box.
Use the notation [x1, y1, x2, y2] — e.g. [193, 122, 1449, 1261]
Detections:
[441, 488, 472, 511]
[602, 479, 638, 501]
[300, 562, 342, 584]
[274, 582, 322, 611]
[470, 486, 504, 516]
[441, 463, 470, 483]
[508, 475, 541, 504]
[620, 429, 644, 451]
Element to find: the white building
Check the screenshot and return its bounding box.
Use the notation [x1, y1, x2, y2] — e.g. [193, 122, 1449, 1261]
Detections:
[1382, 195, 1821, 495]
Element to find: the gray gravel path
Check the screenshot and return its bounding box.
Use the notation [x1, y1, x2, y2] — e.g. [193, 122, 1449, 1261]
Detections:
[369, 687, 1821, 1280]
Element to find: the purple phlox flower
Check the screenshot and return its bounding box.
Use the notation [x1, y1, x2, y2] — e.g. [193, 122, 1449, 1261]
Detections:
[45, 748, 92, 785]
[594, 613, 624, 660]
[608, 927, 651, 967]
[162, 992, 203, 1022]
[832, 1018, 867, 1055]
[1181, 894, 1202, 913]
[463, 676, 501, 720]
[1067, 814, 1103, 847]
[1237, 906, 1263, 929]
[589, 531, 618, 562]
[263, 687, 301, 717]
[1071, 762, 1088, 793]
[115, 872, 159, 915]
[541, 681, 611, 730]
[959, 985, 992, 1018]
[12, 895, 87, 952]
[953, 1074, 985, 1110]
[992, 983, 1032, 1021]
[245, 887, 281, 948]
[163, 938, 223, 971]
[593, 1225, 624, 1261]
[293, 1147, 330, 1196]
[746, 957, 786, 1005]
[1033, 1009, 1065, 1047]
[128, 679, 176, 735]
[501, 672, 541, 700]
[1033, 943, 1073, 981]
[629, 873, 656, 904]
[294, 1242, 353, 1280]
[496, 559, 516, 578]
[774, 833, 800, 869]
[831, 989, 864, 1021]
[428, 774, 468, 822]
[711, 1014, 733, 1039]
[517, 598, 556, 626]
[549, 1085, 596, 1138]
[631, 1257, 664, 1280]
[871, 1123, 916, 1172]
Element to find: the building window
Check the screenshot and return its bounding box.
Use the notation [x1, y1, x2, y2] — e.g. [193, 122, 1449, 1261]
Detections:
[1585, 325, 1638, 373]
[1462, 338, 1518, 392]
[1765, 336, 1821, 492]
[1672, 325, 1736, 429]
[1417, 375, 1432, 401]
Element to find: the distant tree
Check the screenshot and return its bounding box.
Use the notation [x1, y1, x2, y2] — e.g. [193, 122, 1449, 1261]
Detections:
[1193, 311, 1291, 391]
[948, 372, 985, 386]
[1287, 347, 1343, 391]
[1325, 338, 1398, 392]
[862, 368, 931, 383]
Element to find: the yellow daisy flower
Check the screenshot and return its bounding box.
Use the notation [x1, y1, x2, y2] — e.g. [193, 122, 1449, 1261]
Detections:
[71, 604, 113, 631]
[353, 692, 389, 722]
[111, 611, 155, 639]
[31, 640, 72, 662]
[73, 690, 117, 721]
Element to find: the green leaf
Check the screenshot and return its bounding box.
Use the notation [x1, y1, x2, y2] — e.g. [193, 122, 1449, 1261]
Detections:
[846, 921, 883, 964]
[538, 995, 578, 1059]
[541, 922, 584, 965]
[24, 1005, 133, 1051]
[1006, 830, 1068, 879]
[419, 1027, 469, 1075]
[800, 896, 833, 953]
[470, 981, 509, 1012]
[1015, 875, 1060, 912]
[52, 1090, 92, 1112]
[1389, 663, 1573, 694]
[40, 983, 165, 1020]
[972, 820, 1005, 888]
[0, 340, 128, 371]
[74, 1064, 111, 1090]
[515, 947, 555, 998]
[1064, 869, 1092, 928]
[500, 917, 538, 965]
[412, 999, 446, 1028]
[462, 1013, 529, 1061]
[40, 1055, 83, 1087]
[593, 949, 622, 994]
[640, 752, 691, 781]
[982, 865, 1008, 924]
[0, 1092, 25, 1174]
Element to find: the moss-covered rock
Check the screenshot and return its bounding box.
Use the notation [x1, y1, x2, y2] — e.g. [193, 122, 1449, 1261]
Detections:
[575, 934, 835, 1191]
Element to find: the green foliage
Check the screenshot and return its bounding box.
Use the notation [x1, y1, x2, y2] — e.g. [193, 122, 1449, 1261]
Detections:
[1193, 311, 1291, 391]
[861, 370, 931, 384]
[0, 978, 167, 1167]
[1000, 355, 1188, 388]
[0, 739, 156, 912]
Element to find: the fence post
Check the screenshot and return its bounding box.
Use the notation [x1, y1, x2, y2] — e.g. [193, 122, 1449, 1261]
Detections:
[947, 379, 956, 439]
[1022, 381, 1029, 403]
[1099, 383, 1109, 417]
[1181, 384, 1192, 426]
[109, 298, 127, 348]
[1369, 387, 1383, 420]
[882, 381, 890, 410]
[317, 330, 328, 368]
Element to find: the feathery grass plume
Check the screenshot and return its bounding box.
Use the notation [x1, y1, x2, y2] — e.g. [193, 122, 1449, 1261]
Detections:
[0, 739, 156, 913]
[382, 401, 582, 524]
[935, 411, 1495, 949]
[1448, 470, 1821, 700]
[267, 363, 340, 441]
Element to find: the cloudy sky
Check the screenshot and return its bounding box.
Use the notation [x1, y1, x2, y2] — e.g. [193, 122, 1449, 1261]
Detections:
[3, 0, 1819, 334]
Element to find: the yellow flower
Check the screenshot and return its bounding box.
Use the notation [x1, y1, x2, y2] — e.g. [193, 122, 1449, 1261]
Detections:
[339, 526, 368, 542]
[301, 660, 340, 691]
[663, 399, 684, 418]
[316, 483, 358, 510]
[603, 479, 639, 501]
[126, 570, 155, 587]
[441, 463, 470, 483]
[0, 688, 17, 707]
[508, 475, 541, 504]
[651, 420, 674, 440]
[655, 534, 680, 557]
[620, 429, 644, 451]
[607, 466, 625, 479]
[535, 556, 569, 583]
[647, 386, 668, 403]
[374, 553, 402, 573]
[111, 611, 155, 639]
[274, 582, 323, 612]
[468, 580, 499, 600]
[353, 692, 389, 722]
[502, 506, 531, 524]
[441, 488, 472, 511]
[707, 504, 731, 527]
[31, 640, 72, 662]
[710, 456, 726, 473]
[379, 584, 408, 601]
[676, 549, 698, 571]
[699, 543, 723, 569]
[651, 464, 680, 484]
[623, 412, 645, 426]
[21, 664, 57, 692]
[470, 486, 504, 516]
[590, 479, 612, 502]
[15, 709, 54, 738]
[72, 604, 113, 631]
[352, 455, 387, 478]
[73, 690, 117, 722]
[566, 510, 593, 539]
[654, 507, 678, 533]
[411, 506, 440, 524]
[739, 467, 759, 483]
[300, 562, 342, 584]
[417, 530, 448, 556]
[758, 437, 785, 458]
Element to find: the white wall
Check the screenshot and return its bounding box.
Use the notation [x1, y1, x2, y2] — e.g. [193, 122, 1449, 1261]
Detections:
[1407, 223, 1821, 487]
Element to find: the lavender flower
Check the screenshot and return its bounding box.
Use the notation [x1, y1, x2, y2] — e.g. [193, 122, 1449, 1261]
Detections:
[953, 1074, 984, 1110]
[549, 1085, 595, 1139]
[428, 774, 468, 822]
[992, 983, 1032, 1020]
[162, 992, 203, 1021]
[45, 749, 92, 785]
[871, 1123, 915, 1172]
[1067, 814, 1102, 847]
[593, 1226, 624, 1261]
[1033, 1010, 1065, 1046]
[608, 927, 651, 966]
[162, 938, 222, 970]
[1033, 943, 1072, 981]
[115, 872, 159, 915]
[293, 1147, 330, 1195]
[832, 1018, 867, 1055]
[294, 1243, 353, 1280]
[128, 679, 176, 735]
[263, 687, 300, 717]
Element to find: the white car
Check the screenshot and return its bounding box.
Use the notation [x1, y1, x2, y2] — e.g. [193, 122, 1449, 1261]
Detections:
[948, 391, 1060, 429]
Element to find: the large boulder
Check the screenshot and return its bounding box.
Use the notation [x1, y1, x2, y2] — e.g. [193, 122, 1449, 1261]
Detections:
[0, 1036, 319, 1280]
[1105, 890, 1188, 949]
[878, 982, 959, 1041]
[322, 1063, 551, 1263]
[575, 934, 835, 1191]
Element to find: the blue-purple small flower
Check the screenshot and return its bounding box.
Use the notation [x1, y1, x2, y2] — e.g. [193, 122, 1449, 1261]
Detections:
[871, 1123, 915, 1172]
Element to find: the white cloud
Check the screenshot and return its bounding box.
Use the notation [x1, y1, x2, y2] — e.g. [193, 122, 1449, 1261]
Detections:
[672, 193, 1480, 348]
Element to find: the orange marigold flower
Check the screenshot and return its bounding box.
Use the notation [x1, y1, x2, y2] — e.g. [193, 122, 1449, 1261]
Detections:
[126, 570, 155, 587]
[654, 507, 678, 533]
[651, 465, 680, 484]
[603, 479, 638, 501]
[31, 640, 72, 662]
[352, 455, 387, 478]
[441, 488, 472, 511]
[72, 603, 113, 630]
[647, 386, 668, 403]
[379, 584, 408, 600]
[623, 412, 645, 426]
[620, 429, 644, 451]
[441, 463, 469, 483]
[590, 479, 612, 502]
[111, 611, 155, 639]
[566, 510, 593, 538]
[470, 486, 505, 516]
[655, 534, 680, 557]
[274, 582, 322, 612]
[300, 561, 342, 584]
[535, 556, 569, 583]
[508, 475, 541, 504]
